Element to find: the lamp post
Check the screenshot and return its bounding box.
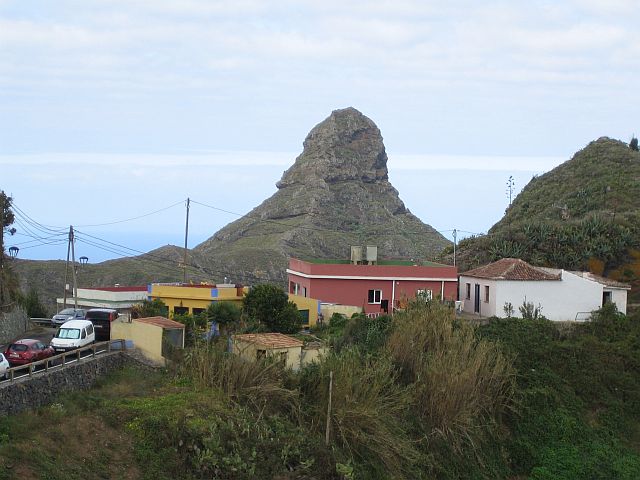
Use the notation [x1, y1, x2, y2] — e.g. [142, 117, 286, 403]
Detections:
[8, 246, 18, 258]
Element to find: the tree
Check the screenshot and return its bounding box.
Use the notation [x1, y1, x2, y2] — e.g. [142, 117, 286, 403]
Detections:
[243, 283, 302, 333]
[630, 137, 639, 152]
[205, 301, 241, 331]
[131, 298, 168, 318]
[17, 288, 49, 318]
[0, 191, 17, 307]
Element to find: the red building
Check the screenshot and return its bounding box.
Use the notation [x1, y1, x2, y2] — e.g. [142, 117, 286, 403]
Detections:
[287, 258, 458, 315]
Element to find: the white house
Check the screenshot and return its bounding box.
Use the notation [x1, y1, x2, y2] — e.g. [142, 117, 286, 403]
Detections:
[459, 258, 630, 321]
[56, 285, 148, 316]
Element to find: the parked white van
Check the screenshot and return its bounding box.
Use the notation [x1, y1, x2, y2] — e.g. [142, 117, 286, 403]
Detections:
[50, 320, 96, 353]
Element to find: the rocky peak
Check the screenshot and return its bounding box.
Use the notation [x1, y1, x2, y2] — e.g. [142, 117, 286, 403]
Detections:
[277, 107, 389, 188]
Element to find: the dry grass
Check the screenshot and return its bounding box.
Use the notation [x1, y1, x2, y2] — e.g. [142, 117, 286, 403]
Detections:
[179, 340, 299, 415]
[301, 349, 419, 478]
[387, 301, 515, 453]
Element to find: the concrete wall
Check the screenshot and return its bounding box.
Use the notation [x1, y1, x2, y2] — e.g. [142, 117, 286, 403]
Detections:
[0, 352, 143, 416]
[0, 308, 29, 345]
[233, 339, 302, 371]
[609, 289, 628, 315]
[321, 304, 362, 320]
[112, 321, 165, 365]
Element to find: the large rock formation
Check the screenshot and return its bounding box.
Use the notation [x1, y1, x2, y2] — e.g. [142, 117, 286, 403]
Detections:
[194, 107, 450, 284]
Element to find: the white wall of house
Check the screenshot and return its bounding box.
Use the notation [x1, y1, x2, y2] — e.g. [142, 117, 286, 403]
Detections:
[459, 278, 498, 317]
[608, 288, 628, 315]
[459, 271, 627, 321]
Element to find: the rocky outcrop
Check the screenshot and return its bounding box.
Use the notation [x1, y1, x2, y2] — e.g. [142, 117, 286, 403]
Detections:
[194, 107, 450, 284]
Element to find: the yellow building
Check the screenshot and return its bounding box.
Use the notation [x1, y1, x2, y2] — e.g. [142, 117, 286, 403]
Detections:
[288, 293, 321, 328]
[232, 333, 304, 370]
[111, 316, 185, 366]
[149, 283, 248, 316]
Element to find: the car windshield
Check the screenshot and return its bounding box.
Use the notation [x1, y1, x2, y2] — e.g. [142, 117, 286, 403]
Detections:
[58, 309, 76, 315]
[9, 344, 28, 352]
[57, 328, 80, 339]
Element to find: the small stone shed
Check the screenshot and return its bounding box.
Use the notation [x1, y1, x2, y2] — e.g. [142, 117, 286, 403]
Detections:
[111, 316, 185, 365]
[231, 333, 310, 371]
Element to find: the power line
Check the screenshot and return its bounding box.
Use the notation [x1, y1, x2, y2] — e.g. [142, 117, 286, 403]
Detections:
[74, 200, 185, 227]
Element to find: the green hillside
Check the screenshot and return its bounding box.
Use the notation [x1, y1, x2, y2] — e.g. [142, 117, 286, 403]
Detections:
[2, 302, 640, 479]
[453, 137, 640, 300]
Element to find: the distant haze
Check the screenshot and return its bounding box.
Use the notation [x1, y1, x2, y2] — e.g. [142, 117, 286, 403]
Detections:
[4, 151, 555, 262]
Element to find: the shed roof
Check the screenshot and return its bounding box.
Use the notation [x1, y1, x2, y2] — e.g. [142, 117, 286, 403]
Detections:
[570, 271, 631, 290]
[234, 333, 303, 349]
[135, 316, 185, 329]
[462, 258, 561, 281]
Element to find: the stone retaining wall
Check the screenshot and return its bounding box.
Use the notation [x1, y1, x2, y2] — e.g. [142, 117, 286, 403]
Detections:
[0, 351, 148, 416]
[0, 308, 29, 345]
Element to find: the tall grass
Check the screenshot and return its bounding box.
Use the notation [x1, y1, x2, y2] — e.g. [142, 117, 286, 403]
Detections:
[300, 349, 419, 479]
[387, 301, 515, 453]
[179, 340, 299, 415]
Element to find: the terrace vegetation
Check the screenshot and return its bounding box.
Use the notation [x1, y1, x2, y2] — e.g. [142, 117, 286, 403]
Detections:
[2, 301, 640, 479]
[451, 137, 640, 303]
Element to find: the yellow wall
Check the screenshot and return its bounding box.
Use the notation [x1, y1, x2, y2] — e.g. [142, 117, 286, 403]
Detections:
[289, 294, 320, 327]
[301, 345, 328, 366]
[321, 304, 362, 320]
[149, 284, 248, 316]
[111, 320, 168, 365]
[232, 338, 302, 371]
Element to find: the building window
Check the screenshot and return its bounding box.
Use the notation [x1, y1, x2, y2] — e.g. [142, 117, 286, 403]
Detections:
[484, 286, 490, 303]
[256, 349, 266, 360]
[466, 283, 471, 300]
[417, 289, 432, 301]
[174, 306, 189, 316]
[603, 291, 612, 305]
[302, 286, 307, 298]
[368, 289, 382, 304]
[193, 308, 205, 316]
[289, 281, 296, 294]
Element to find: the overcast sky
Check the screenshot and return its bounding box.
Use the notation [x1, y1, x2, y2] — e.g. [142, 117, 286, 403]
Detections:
[1, 1, 638, 262]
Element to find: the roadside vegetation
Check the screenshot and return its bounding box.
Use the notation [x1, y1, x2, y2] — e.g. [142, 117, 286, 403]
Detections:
[2, 301, 640, 479]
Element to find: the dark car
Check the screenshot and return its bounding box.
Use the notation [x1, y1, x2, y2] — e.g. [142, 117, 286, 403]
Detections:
[4, 339, 55, 366]
[51, 308, 86, 326]
[85, 308, 119, 342]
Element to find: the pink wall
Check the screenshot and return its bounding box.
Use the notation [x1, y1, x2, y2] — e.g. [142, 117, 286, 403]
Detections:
[288, 274, 458, 314]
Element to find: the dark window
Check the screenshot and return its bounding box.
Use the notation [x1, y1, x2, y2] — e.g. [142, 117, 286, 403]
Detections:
[87, 324, 94, 335]
[256, 349, 267, 360]
[484, 286, 490, 303]
[466, 283, 471, 300]
[603, 291, 612, 305]
[368, 289, 382, 304]
[299, 309, 310, 326]
[174, 306, 189, 315]
[81, 330, 86, 339]
[193, 308, 205, 316]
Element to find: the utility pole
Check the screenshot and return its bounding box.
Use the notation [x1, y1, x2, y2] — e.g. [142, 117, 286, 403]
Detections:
[62, 226, 72, 310]
[0, 194, 4, 305]
[452, 229, 457, 267]
[325, 370, 333, 446]
[183, 198, 190, 284]
[70, 226, 78, 309]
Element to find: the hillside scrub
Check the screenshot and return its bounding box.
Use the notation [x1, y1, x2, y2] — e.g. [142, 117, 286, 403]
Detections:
[478, 307, 640, 478]
[387, 301, 515, 458]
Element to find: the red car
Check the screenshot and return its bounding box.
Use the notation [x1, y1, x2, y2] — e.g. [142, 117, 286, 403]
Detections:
[4, 339, 55, 367]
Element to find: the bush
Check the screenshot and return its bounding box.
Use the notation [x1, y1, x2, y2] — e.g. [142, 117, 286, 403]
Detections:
[243, 284, 302, 333]
[300, 349, 419, 479]
[387, 301, 515, 454]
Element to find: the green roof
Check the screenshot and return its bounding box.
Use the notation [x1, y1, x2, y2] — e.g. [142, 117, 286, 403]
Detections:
[301, 258, 449, 267]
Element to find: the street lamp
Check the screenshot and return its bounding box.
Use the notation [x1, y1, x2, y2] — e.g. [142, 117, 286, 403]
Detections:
[79, 256, 88, 266]
[8, 246, 18, 258]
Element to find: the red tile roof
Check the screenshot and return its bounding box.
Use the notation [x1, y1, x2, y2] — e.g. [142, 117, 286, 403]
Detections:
[234, 333, 303, 349]
[135, 316, 185, 329]
[462, 258, 561, 281]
